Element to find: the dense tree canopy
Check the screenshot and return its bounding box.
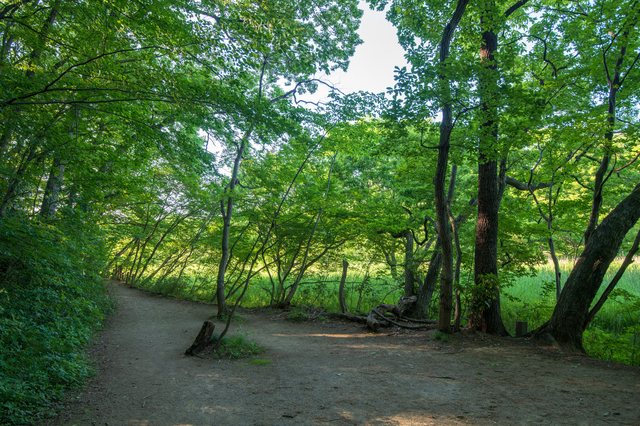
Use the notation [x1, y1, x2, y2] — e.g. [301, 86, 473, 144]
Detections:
[1, 0, 639, 422]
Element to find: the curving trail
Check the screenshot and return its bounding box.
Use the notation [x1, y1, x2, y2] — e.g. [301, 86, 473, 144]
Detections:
[50, 282, 640, 426]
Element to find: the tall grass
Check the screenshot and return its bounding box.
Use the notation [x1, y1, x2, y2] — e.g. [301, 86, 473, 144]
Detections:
[140, 258, 640, 365]
[140, 271, 405, 314]
[501, 258, 640, 365]
[501, 259, 640, 333]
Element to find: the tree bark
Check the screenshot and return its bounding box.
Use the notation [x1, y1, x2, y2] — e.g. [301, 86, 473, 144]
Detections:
[366, 296, 417, 331]
[284, 152, 338, 305]
[338, 259, 350, 314]
[470, 7, 509, 336]
[409, 238, 442, 319]
[381, 248, 398, 280]
[402, 229, 416, 297]
[584, 227, 640, 328]
[0, 128, 10, 160]
[536, 184, 640, 351]
[215, 137, 247, 318]
[40, 157, 67, 219]
[185, 321, 215, 356]
[433, 0, 469, 333]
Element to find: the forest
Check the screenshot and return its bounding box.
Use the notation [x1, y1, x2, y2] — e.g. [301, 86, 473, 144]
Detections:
[1, 0, 639, 423]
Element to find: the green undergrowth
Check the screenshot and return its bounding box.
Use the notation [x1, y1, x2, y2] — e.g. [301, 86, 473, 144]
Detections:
[0, 216, 113, 425]
[501, 260, 640, 365]
[137, 258, 640, 366]
[139, 272, 404, 316]
[210, 328, 265, 360]
[431, 331, 450, 343]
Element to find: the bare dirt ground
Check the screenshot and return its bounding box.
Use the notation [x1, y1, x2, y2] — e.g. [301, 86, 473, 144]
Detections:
[48, 281, 640, 426]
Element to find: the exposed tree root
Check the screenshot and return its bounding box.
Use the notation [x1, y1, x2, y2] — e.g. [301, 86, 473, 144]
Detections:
[372, 309, 438, 330]
[323, 312, 368, 324]
[323, 296, 439, 331]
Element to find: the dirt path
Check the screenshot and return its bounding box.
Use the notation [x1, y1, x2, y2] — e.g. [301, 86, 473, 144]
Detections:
[49, 282, 640, 426]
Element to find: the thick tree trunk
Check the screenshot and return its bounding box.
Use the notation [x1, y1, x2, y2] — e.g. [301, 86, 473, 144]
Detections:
[585, 228, 640, 328]
[536, 184, 640, 351]
[469, 10, 509, 336]
[536, 20, 638, 349]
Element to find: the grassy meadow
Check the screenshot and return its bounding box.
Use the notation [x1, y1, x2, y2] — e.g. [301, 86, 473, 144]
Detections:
[139, 258, 640, 366]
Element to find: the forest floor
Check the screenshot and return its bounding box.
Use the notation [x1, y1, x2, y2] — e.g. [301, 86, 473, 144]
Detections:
[47, 281, 640, 426]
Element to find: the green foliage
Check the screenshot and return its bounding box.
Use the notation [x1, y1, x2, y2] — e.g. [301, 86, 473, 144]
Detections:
[211, 329, 265, 360]
[583, 287, 640, 365]
[471, 274, 501, 309]
[431, 331, 450, 343]
[584, 325, 640, 366]
[467, 273, 506, 324]
[0, 217, 112, 425]
[286, 310, 312, 322]
[501, 260, 640, 364]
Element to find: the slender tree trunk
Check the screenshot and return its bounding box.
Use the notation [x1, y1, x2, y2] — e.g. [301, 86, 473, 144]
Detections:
[403, 229, 416, 297]
[40, 157, 67, 219]
[410, 238, 442, 319]
[584, 24, 630, 246]
[382, 248, 398, 280]
[0, 143, 37, 218]
[284, 152, 338, 305]
[215, 137, 247, 318]
[26, 0, 59, 78]
[545, 178, 563, 300]
[434, 0, 469, 333]
[448, 176, 464, 330]
[548, 236, 562, 300]
[0, 128, 10, 160]
[338, 259, 350, 314]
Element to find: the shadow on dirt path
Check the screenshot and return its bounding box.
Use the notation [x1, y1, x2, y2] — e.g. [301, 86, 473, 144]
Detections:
[49, 281, 640, 426]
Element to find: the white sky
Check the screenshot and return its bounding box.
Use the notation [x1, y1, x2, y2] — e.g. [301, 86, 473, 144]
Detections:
[303, 1, 407, 102]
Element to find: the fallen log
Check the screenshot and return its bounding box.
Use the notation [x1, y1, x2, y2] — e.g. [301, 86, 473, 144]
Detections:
[372, 310, 438, 330]
[323, 295, 436, 331]
[366, 296, 417, 331]
[185, 320, 215, 356]
[323, 312, 368, 324]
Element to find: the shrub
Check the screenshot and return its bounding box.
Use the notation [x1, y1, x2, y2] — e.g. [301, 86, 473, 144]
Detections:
[210, 328, 265, 359]
[0, 217, 111, 425]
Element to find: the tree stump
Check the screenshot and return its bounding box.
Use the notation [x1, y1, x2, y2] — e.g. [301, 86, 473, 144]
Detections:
[339, 259, 350, 314]
[515, 321, 528, 337]
[185, 320, 215, 356]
